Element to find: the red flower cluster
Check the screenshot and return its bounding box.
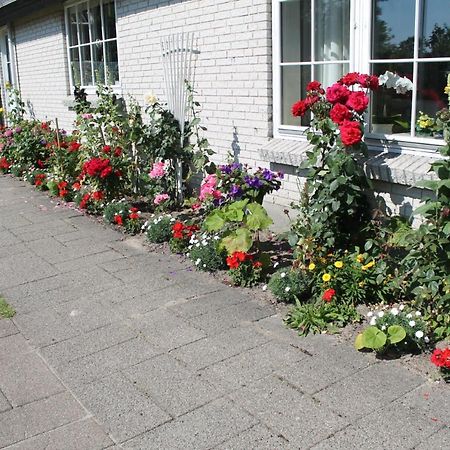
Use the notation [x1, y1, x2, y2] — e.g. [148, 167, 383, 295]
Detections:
[226, 251, 261, 270]
[129, 207, 140, 220]
[57, 181, 69, 198]
[79, 190, 104, 209]
[0, 156, 11, 170]
[431, 348, 450, 369]
[114, 214, 123, 226]
[82, 157, 113, 179]
[34, 173, 46, 186]
[68, 142, 82, 153]
[171, 221, 199, 240]
[322, 288, 336, 302]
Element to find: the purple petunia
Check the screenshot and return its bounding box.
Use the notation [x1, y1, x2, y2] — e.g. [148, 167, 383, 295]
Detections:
[262, 168, 274, 181]
[229, 184, 243, 198]
[244, 175, 263, 189]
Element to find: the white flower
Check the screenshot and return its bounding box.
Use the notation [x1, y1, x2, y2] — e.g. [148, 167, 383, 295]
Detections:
[381, 325, 386, 331]
[377, 311, 385, 318]
[153, 219, 158, 224]
[186, 253, 190, 257]
[170, 218, 175, 222]
[213, 236, 220, 241]
[415, 311, 422, 317]
[415, 330, 424, 339]
[390, 308, 399, 316]
[409, 320, 416, 327]
[273, 262, 279, 268]
[262, 285, 267, 291]
[195, 258, 201, 266]
[370, 317, 377, 325]
[188, 245, 192, 250]
[399, 304, 405, 311]
[280, 272, 286, 278]
[196, 243, 200, 247]
[285, 286, 291, 292]
[203, 264, 206, 268]
[424, 336, 430, 343]
[406, 313, 412, 319]
[202, 240, 208, 246]
[144, 92, 158, 105]
[367, 311, 374, 317]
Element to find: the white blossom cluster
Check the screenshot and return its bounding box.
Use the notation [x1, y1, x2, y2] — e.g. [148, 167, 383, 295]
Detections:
[379, 71, 413, 94]
[142, 213, 175, 231]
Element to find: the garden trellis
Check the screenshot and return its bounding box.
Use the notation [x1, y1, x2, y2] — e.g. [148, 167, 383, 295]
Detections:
[160, 32, 196, 204]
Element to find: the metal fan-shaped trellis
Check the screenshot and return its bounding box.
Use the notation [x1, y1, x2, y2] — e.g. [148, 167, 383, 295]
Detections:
[160, 32, 196, 204]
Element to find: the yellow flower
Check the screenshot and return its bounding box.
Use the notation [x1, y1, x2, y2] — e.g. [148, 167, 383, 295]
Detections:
[358, 281, 365, 288]
[334, 261, 343, 268]
[361, 260, 375, 271]
[444, 84, 450, 94]
[356, 254, 364, 263]
[308, 263, 316, 271]
[322, 273, 331, 282]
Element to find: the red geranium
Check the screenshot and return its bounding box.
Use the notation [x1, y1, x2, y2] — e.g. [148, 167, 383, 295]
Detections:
[292, 99, 309, 117]
[34, 173, 46, 186]
[57, 181, 69, 198]
[226, 251, 253, 269]
[339, 120, 363, 146]
[114, 147, 122, 157]
[326, 83, 350, 104]
[431, 348, 450, 369]
[330, 103, 351, 125]
[346, 91, 369, 114]
[79, 193, 91, 209]
[322, 288, 336, 302]
[68, 142, 81, 153]
[114, 214, 123, 226]
[0, 157, 11, 170]
[72, 181, 81, 191]
[91, 190, 104, 201]
[129, 207, 140, 220]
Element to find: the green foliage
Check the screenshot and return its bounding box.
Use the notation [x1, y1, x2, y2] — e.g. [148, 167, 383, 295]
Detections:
[146, 215, 173, 243]
[124, 217, 143, 235]
[285, 299, 359, 336]
[189, 236, 227, 272]
[0, 296, 15, 319]
[268, 268, 312, 303]
[228, 260, 263, 287]
[103, 200, 131, 224]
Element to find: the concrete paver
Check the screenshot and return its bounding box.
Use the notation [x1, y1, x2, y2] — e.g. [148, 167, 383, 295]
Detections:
[0, 175, 448, 449]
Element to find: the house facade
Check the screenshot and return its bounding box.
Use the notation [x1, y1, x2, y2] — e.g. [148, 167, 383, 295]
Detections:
[0, 0, 449, 217]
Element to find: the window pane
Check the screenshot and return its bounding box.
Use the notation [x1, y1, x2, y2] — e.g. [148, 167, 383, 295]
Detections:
[70, 48, 81, 86]
[78, 5, 90, 45]
[90, 0, 102, 42]
[371, 63, 413, 134]
[68, 6, 78, 46]
[103, 0, 117, 40]
[314, 0, 349, 61]
[372, 0, 415, 59]
[314, 63, 349, 88]
[93, 42, 104, 84]
[419, 0, 450, 57]
[105, 40, 119, 84]
[417, 61, 450, 117]
[281, 65, 311, 126]
[80, 45, 93, 85]
[281, 0, 311, 63]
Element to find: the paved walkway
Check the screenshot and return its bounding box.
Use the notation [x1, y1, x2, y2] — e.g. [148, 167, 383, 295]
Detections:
[0, 175, 448, 450]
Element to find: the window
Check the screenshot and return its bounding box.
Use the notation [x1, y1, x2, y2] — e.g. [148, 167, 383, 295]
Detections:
[0, 27, 18, 122]
[65, 0, 119, 89]
[273, 0, 450, 149]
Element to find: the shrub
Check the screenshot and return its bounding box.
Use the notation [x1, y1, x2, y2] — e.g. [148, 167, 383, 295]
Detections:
[188, 234, 226, 272]
[145, 215, 174, 243]
[103, 200, 131, 224]
[268, 268, 312, 303]
[124, 207, 143, 235]
[226, 251, 264, 287]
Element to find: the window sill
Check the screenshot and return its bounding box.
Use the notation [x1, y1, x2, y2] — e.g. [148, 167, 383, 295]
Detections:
[260, 137, 438, 187]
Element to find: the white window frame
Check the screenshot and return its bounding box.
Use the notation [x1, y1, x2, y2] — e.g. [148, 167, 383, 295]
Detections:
[0, 26, 18, 123]
[64, 0, 120, 94]
[272, 0, 450, 155]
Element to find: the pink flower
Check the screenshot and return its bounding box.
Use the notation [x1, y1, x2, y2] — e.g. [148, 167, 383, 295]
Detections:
[199, 174, 218, 201]
[149, 162, 165, 179]
[154, 193, 169, 205]
[81, 113, 93, 120]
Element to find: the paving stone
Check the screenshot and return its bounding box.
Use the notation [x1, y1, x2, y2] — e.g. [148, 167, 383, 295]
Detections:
[55, 336, 161, 386]
[122, 398, 257, 449]
[0, 242, 29, 260]
[0, 352, 65, 407]
[414, 427, 450, 450]
[167, 288, 246, 319]
[0, 390, 11, 413]
[275, 341, 374, 394]
[0, 333, 32, 362]
[130, 308, 206, 351]
[0, 319, 19, 338]
[187, 300, 275, 334]
[0, 392, 86, 448]
[13, 220, 78, 243]
[215, 424, 292, 450]
[75, 373, 171, 443]
[313, 362, 424, 420]
[170, 325, 271, 370]
[40, 322, 138, 366]
[5, 417, 114, 450]
[0, 229, 22, 246]
[123, 354, 222, 417]
[229, 375, 348, 447]
[54, 249, 124, 273]
[201, 340, 308, 391]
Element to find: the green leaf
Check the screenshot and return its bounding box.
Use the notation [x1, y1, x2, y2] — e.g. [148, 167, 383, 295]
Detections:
[220, 228, 253, 254]
[354, 333, 365, 350]
[361, 326, 387, 350]
[387, 325, 406, 344]
[204, 210, 225, 232]
[223, 200, 248, 222]
[443, 222, 450, 236]
[288, 232, 299, 247]
[245, 203, 273, 231]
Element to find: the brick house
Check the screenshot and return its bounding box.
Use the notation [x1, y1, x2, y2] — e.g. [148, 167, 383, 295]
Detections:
[0, 0, 449, 217]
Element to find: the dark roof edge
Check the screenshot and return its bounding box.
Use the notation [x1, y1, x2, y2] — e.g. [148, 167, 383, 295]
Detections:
[0, 0, 62, 27]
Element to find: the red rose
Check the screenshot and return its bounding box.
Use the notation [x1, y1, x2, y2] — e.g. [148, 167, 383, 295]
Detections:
[306, 81, 323, 92]
[114, 214, 123, 226]
[292, 99, 308, 117]
[322, 288, 336, 302]
[100, 166, 113, 179]
[102, 145, 111, 154]
[326, 83, 350, 104]
[339, 120, 363, 146]
[305, 95, 319, 107]
[357, 74, 379, 90]
[68, 142, 81, 153]
[330, 104, 351, 125]
[339, 72, 359, 86]
[114, 147, 122, 157]
[346, 91, 369, 114]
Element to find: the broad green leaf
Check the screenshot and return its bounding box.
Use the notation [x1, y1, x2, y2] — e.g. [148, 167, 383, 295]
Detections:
[223, 200, 248, 222]
[354, 333, 364, 350]
[220, 228, 252, 254]
[245, 203, 273, 231]
[387, 325, 406, 344]
[204, 210, 225, 232]
[361, 326, 387, 350]
[443, 222, 450, 235]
